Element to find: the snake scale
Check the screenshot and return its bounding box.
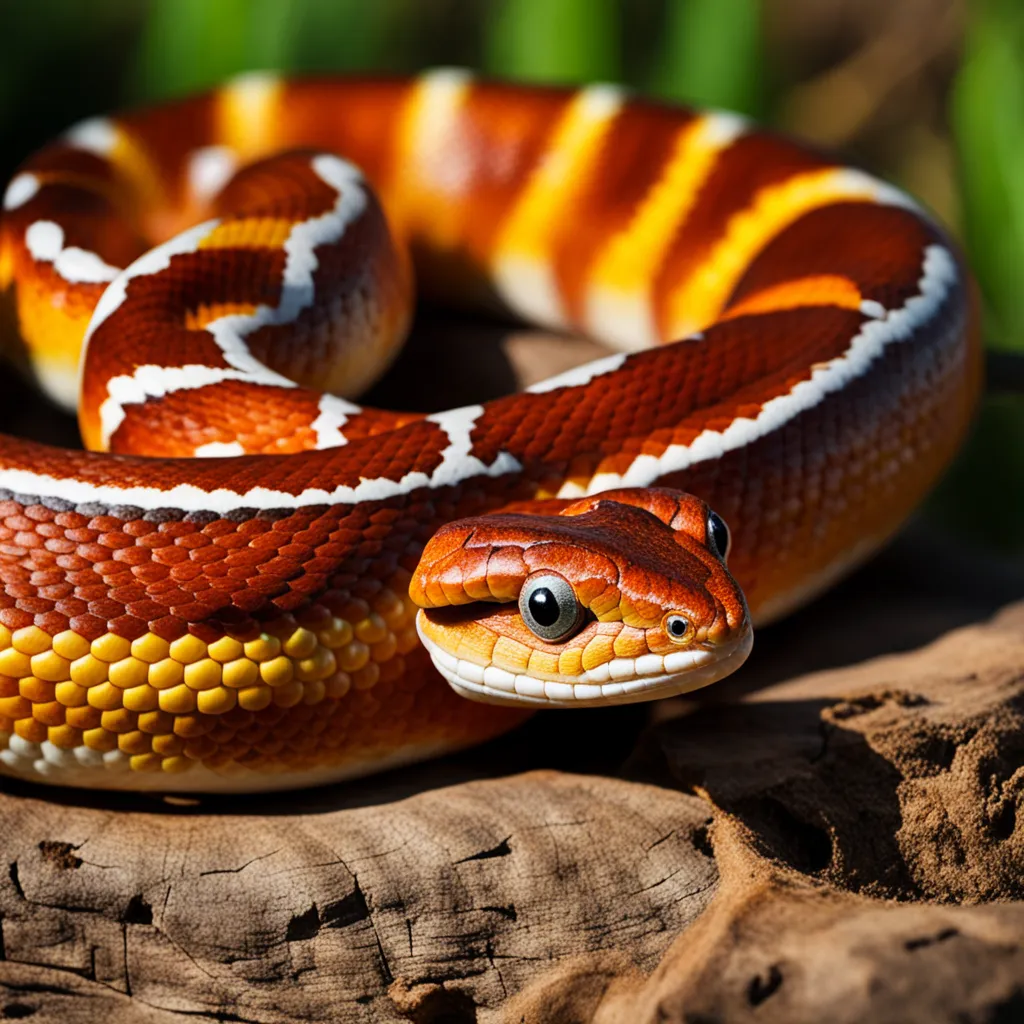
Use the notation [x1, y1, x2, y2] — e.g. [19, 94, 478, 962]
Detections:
[0, 70, 978, 791]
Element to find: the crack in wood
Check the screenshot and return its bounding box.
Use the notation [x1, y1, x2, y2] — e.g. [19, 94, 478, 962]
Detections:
[357, 875, 395, 985]
[7, 864, 23, 901]
[455, 837, 513, 864]
[197, 849, 282, 877]
[644, 830, 677, 852]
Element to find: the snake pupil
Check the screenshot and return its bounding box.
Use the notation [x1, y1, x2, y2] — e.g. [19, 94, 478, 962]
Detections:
[670, 618, 686, 636]
[528, 588, 560, 627]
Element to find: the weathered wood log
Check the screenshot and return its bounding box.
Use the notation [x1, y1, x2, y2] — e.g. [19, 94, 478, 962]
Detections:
[502, 818, 1024, 1024]
[0, 770, 717, 1022]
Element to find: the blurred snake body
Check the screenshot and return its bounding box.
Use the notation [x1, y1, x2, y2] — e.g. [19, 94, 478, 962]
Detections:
[0, 71, 978, 791]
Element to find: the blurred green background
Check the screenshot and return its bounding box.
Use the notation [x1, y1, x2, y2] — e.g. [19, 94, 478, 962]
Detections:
[0, 0, 1019, 549]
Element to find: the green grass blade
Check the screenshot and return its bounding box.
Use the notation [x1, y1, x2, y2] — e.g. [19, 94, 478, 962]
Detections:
[483, 0, 620, 84]
[649, 0, 763, 115]
[282, 0, 397, 73]
[133, 0, 298, 100]
[952, 0, 1024, 352]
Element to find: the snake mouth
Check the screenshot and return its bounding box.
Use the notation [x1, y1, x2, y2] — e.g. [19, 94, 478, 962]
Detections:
[416, 618, 753, 708]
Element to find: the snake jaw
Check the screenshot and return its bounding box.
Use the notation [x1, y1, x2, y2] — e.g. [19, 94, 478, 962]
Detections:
[416, 615, 753, 707]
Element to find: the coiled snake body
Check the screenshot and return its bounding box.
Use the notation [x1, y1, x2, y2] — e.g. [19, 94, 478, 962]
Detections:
[0, 71, 978, 791]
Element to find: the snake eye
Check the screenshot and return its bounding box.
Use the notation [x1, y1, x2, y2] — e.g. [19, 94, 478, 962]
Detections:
[519, 573, 584, 643]
[706, 510, 731, 561]
[665, 614, 692, 644]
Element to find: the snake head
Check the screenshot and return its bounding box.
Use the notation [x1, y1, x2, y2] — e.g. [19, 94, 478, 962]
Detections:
[410, 488, 752, 706]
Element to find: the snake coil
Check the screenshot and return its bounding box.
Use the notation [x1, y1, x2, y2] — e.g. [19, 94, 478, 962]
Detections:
[0, 71, 978, 791]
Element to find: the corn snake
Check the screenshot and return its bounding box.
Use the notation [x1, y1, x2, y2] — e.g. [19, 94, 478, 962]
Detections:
[0, 70, 978, 791]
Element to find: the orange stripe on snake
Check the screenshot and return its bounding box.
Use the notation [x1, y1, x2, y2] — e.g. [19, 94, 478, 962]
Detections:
[0, 70, 979, 791]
